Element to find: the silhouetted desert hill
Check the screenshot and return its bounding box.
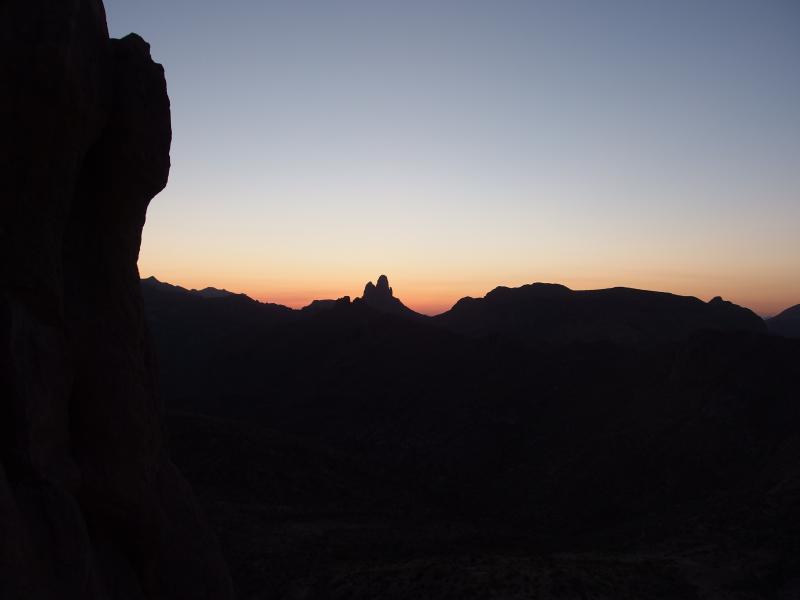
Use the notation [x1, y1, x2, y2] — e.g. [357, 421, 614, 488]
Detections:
[301, 296, 351, 314]
[143, 275, 245, 300]
[142, 274, 239, 299]
[435, 283, 765, 344]
[767, 303, 800, 338]
[353, 274, 425, 319]
[141, 274, 800, 597]
[141, 276, 296, 348]
[197, 286, 235, 298]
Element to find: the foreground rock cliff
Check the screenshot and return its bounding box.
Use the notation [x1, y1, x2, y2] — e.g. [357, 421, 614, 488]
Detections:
[1, 1, 233, 598]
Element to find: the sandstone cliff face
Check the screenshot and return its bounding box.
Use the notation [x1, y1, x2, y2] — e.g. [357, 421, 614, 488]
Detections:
[1, 1, 233, 598]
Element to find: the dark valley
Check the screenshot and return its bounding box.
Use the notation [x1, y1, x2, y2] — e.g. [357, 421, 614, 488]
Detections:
[143, 275, 800, 599]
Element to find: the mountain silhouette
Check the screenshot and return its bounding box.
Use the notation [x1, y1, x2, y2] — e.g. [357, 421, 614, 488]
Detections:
[142, 276, 295, 336]
[143, 274, 766, 346]
[8, 0, 797, 596]
[767, 304, 800, 338]
[196, 286, 235, 298]
[142, 275, 236, 299]
[139, 274, 800, 598]
[353, 274, 424, 319]
[301, 296, 352, 314]
[434, 283, 765, 344]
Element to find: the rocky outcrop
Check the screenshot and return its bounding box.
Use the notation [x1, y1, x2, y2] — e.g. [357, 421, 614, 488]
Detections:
[1, 1, 232, 598]
[356, 275, 421, 319]
[363, 274, 393, 300]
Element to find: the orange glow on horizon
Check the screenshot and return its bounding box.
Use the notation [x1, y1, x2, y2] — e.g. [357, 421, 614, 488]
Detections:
[139, 269, 797, 319]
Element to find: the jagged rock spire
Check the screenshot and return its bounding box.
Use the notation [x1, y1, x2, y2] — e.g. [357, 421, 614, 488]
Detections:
[364, 274, 393, 300]
[357, 275, 420, 319]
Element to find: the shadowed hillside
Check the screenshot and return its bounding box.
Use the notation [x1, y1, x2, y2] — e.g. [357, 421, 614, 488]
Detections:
[768, 304, 800, 338]
[434, 283, 765, 344]
[143, 275, 800, 598]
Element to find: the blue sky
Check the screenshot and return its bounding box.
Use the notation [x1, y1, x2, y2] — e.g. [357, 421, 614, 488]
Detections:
[105, 0, 800, 314]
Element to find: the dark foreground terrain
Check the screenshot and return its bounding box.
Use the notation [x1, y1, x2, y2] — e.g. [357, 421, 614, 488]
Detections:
[1, 2, 232, 597]
[5, 1, 798, 597]
[145, 276, 800, 599]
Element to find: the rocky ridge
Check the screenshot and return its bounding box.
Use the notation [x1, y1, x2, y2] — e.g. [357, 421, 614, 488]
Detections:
[1, 1, 232, 598]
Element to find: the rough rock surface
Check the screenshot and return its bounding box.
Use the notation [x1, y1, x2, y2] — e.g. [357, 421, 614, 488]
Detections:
[1, 1, 233, 598]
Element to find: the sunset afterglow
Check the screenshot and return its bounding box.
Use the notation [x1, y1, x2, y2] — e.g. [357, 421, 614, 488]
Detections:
[104, 1, 800, 317]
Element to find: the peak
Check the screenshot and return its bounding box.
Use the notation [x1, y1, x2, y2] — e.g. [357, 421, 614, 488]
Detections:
[356, 275, 421, 318]
[363, 275, 393, 299]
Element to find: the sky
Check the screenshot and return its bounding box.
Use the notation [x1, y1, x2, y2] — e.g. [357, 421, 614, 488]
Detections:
[104, 0, 800, 316]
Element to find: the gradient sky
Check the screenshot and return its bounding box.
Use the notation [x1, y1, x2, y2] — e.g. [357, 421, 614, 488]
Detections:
[104, 0, 800, 316]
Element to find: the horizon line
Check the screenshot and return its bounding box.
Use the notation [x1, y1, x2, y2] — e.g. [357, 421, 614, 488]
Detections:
[140, 273, 789, 320]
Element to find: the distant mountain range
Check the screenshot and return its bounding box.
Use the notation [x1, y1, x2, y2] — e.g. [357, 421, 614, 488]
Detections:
[142, 276, 238, 299]
[433, 283, 769, 343]
[140, 272, 784, 413]
[142, 273, 784, 344]
[141, 273, 800, 597]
